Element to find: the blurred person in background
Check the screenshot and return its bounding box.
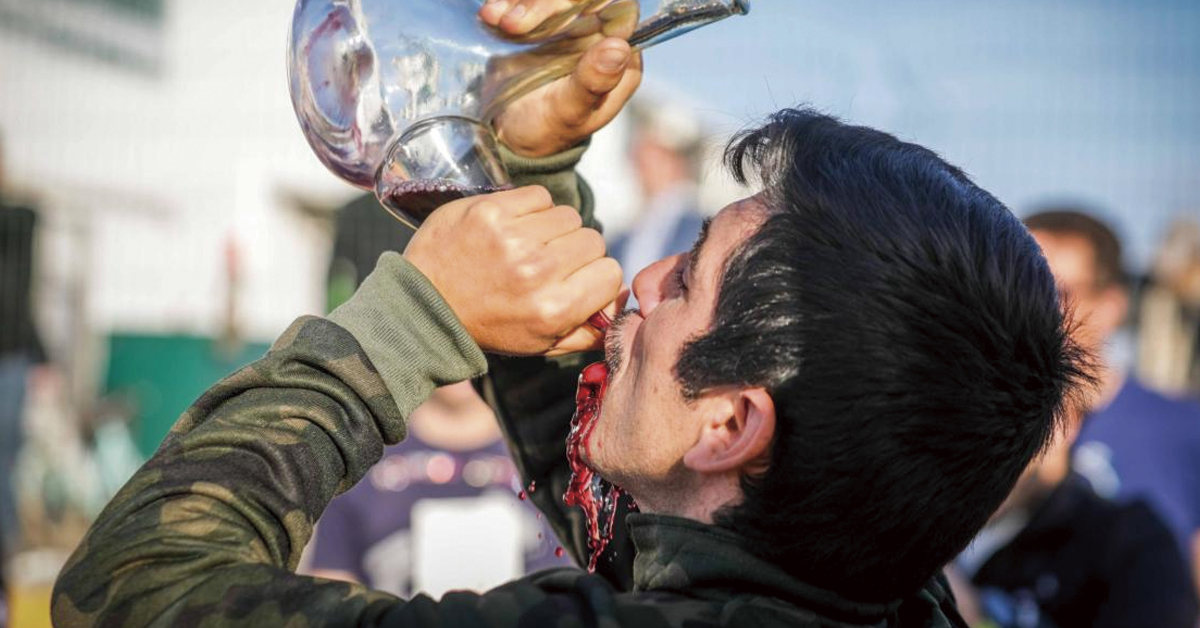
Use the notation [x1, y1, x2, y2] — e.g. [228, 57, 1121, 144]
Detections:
[607, 98, 706, 280]
[0, 134, 48, 564]
[310, 194, 568, 595]
[307, 378, 568, 596]
[947, 389, 1198, 627]
[1136, 218, 1200, 397]
[1025, 209, 1200, 592]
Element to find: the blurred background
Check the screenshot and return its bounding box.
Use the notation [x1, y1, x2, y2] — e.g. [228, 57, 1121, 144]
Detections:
[1, 1, 1198, 626]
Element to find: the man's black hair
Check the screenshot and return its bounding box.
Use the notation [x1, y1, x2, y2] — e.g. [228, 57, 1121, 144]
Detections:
[675, 108, 1091, 602]
[1024, 208, 1127, 291]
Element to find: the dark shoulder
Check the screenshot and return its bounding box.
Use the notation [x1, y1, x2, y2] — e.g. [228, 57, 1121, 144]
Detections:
[1061, 480, 1181, 570]
[1102, 495, 1179, 549]
[483, 569, 834, 628]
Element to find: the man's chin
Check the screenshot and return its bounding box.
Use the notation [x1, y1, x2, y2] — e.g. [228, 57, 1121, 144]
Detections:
[582, 455, 628, 495]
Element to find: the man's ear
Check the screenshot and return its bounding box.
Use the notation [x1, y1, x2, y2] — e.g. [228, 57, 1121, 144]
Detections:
[683, 388, 776, 475]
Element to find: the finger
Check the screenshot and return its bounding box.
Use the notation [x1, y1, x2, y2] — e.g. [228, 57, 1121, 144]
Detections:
[478, 185, 555, 217]
[555, 256, 624, 332]
[606, 287, 632, 319]
[546, 324, 605, 356]
[552, 37, 633, 126]
[478, 0, 512, 26]
[516, 204, 584, 243]
[543, 228, 607, 279]
[596, 47, 643, 117]
[597, 0, 638, 39]
[546, 270, 626, 356]
[582, 287, 630, 333]
[578, 48, 643, 135]
[500, 0, 578, 35]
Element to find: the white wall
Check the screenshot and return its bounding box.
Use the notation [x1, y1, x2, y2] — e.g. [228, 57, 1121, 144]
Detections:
[1, 0, 355, 342]
[0, 0, 657, 346]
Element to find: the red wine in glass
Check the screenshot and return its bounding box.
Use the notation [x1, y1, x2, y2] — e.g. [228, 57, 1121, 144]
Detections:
[380, 179, 514, 226]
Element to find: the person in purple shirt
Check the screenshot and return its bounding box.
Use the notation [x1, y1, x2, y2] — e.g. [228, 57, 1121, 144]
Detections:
[306, 380, 571, 596]
[1025, 208, 1200, 595]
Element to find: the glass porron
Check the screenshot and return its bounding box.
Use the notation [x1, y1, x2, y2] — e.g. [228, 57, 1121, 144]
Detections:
[289, 0, 750, 227]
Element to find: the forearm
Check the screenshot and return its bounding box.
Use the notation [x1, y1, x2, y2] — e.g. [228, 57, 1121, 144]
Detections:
[53, 256, 486, 628]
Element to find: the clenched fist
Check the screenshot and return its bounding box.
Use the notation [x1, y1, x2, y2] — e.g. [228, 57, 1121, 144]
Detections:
[404, 186, 623, 356]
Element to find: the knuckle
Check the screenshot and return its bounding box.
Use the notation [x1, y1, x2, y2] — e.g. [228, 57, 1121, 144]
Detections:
[558, 206, 584, 231]
[598, 257, 624, 285]
[537, 298, 567, 327]
[581, 228, 606, 255]
[513, 258, 542, 285]
[471, 200, 505, 226]
[526, 185, 553, 207]
[505, 239, 535, 266]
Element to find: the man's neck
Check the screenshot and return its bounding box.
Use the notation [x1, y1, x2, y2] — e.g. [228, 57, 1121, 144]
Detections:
[631, 470, 741, 525]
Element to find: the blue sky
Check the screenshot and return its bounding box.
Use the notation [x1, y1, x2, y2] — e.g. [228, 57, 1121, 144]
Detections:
[636, 0, 1200, 270]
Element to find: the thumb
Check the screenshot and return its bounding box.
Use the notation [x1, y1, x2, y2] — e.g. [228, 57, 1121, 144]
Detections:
[544, 289, 629, 356]
[552, 37, 632, 126]
[545, 325, 605, 356]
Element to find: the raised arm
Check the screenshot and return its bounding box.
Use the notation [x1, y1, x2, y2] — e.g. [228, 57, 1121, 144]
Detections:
[53, 13, 640, 625]
[52, 260, 485, 628]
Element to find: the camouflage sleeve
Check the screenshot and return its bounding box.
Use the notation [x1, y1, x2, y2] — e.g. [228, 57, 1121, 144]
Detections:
[52, 254, 487, 628]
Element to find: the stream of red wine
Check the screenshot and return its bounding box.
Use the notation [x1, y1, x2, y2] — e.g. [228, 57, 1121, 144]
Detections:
[563, 313, 632, 572]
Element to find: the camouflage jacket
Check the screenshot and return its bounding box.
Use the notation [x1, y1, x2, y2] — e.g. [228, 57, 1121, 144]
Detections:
[52, 147, 967, 628]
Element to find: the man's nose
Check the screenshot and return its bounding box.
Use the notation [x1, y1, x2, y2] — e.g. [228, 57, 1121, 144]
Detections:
[631, 254, 681, 316]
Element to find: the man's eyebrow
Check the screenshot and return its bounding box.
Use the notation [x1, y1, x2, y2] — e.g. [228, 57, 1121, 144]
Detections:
[686, 218, 713, 279]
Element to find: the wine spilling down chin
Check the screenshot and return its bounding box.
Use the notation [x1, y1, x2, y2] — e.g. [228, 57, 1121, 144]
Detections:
[380, 179, 514, 226]
[564, 360, 636, 572]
